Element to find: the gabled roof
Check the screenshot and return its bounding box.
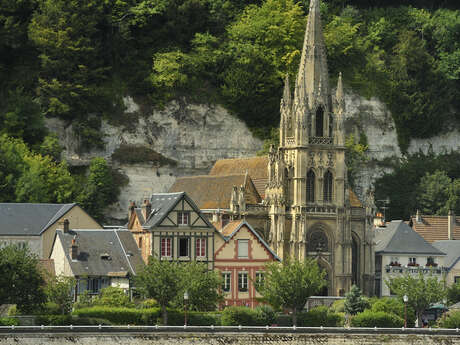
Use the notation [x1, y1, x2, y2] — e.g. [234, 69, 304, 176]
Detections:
[0, 203, 77, 236]
[432, 240, 460, 269]
[375, 220, 446, 256]
[169, 174, 261, 210]
[209, 157, 269, 198]
[411, 215, 460, 243]
[141, 192, 214, 230]
[218, 220, 281, 261]
[56, 229, 144, 277]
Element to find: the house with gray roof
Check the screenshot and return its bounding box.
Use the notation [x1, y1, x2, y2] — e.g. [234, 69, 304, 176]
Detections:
[0, 203, 102, 258]
[433, 240, 460, 286]
[127, 192, 221, 268]
[50, 228, 144, 298]
[374, 220, 447, 297]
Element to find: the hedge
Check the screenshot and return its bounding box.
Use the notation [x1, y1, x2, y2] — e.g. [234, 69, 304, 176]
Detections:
[165, 310, 221, 326]
[35, 315, 112, 326]
[438, 311, 460, 329]
[73, 307, 160, 325]
[350, 310, 404, 328]
[0, 317, 19, 326]
[298, 306, 344, 327]
[220, 306, 276, 326]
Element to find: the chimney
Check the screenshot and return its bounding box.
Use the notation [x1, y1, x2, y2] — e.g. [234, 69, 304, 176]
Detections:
[128, 201, 136, 219]
[448, 210, 455, 240]
[142, 199, 152, 221]
[70, 236, 78, 260]
[416, 210, 422, 223]
[374, 212, 385, 227]
[63, 218, 70, 233]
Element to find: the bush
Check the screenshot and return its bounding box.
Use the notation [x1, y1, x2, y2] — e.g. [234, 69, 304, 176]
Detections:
[329, 299, 345, 313]
[254, 305, 276, 326]
[438, 310, 460, 329]
[35, 315, 112, 326]
[73, 307, 160, 325]
[93, 287, 134, 308]
[274, 314, 293, 326]
[221, 306, 257, 326]
[136, 299, 159, 309]
[371, 298, 415, 327]
[165, 310, 221, 326]
[0, 317, 19, 326]
[350, 310, 404, 328]
[298, 306, 344, 327]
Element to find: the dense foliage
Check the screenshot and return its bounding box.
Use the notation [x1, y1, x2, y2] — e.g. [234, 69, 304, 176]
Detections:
[374, 151, 460, 220]
[0, 244, 46, 313]
[344, 285, 369, 315]
[350, 310, 404, 328]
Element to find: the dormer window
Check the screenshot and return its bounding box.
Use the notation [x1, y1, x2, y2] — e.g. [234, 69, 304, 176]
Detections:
[100, 253, 111, 260]
[178, 212, 190, 226]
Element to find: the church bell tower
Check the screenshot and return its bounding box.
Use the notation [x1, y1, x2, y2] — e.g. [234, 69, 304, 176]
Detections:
[266, 0, 374, 296]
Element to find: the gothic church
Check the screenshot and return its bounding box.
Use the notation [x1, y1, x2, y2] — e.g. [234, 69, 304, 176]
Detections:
[168, 0, 375, 296]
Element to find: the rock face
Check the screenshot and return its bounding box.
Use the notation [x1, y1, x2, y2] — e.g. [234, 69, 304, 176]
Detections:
[46, 94, 460, 222]
[46, 99, 263, 222]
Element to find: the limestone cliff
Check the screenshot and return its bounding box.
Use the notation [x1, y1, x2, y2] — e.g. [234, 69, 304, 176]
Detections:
[46, 95, 460, 222]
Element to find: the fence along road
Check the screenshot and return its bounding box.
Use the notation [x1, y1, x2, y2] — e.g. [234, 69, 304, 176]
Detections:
[1, 325, 460, 336]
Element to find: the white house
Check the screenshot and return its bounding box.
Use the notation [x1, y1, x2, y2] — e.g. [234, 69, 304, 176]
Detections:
[374, 220, 447, 297]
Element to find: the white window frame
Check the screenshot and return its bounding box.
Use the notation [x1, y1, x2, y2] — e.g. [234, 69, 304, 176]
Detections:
[178, 212, 190, 226]
[238, 239, 249, 258]
[196, 238, 206, 258]
[222, 272, 231, 292]
[238, 272, 248, 292]
[161, 237, 172, 258]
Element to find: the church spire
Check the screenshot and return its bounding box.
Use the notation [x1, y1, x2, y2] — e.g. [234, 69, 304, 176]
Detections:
[294, 0, 330, 109]
[282, 74, 291, 106]
[336, 72, 344, 108]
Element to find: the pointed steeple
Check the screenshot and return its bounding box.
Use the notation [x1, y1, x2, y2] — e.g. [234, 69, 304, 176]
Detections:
[294, 0, 330, 109]
[336, 72, 344, 109]
[282, 74, 291, 107]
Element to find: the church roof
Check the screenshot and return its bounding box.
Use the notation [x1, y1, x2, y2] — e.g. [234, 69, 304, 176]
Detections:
[169, 174, 261, 210]
[209, 156, 268, 198]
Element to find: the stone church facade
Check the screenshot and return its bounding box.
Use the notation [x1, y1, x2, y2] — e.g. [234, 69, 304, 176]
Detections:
[166, 0, 375, 296]
[265, 0, 374, 296]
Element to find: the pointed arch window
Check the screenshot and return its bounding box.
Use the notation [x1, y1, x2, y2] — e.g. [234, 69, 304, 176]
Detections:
[315, 107, 324, 137]
[306, 170, 315, 203]
[323, 170, 333, 203]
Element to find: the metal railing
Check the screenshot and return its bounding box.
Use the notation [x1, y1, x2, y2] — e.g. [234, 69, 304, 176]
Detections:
[1, 325, 459, 335]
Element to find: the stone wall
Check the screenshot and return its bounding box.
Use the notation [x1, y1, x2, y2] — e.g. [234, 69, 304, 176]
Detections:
[1, 332, 459, 345]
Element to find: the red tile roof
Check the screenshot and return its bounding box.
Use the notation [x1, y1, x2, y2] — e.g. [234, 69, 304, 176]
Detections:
[410, 215, 460, 243]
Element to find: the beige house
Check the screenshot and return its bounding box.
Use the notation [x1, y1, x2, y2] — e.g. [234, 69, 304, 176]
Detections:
[214, 220, 280, 308]
[127, 192, 219, 268]
[0, 203, 101, 258]
[50, 226, 144, 298]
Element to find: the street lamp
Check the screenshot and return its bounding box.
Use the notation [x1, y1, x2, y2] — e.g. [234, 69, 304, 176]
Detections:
[403, 295, 408, 328]
[184, 291, 189, 326]
[443, 297, 448, 323]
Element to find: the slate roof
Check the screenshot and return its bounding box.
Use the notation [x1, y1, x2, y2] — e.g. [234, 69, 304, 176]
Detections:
[138, 192, 214, 230]
[169, 174, 261, 210]
[56, 229, 144, 277]
[218, 220, 281, 261]
[375, 220, 446, 256]
[0, 203, 76, 236]
[411, 215, 460, 243]
[209, 157, 269, 198]
[432, 240, 460, 269]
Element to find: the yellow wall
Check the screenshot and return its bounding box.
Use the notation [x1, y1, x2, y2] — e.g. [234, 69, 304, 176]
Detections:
[50, 235, 74, 277]
[42, 205, 102, 258]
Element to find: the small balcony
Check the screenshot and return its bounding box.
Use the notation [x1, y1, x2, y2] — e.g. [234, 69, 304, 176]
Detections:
[385, 265, 447, 275]
[309, 136, 333, 145]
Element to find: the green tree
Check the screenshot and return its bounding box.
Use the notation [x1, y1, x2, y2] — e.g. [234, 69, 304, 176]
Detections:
[0, 135, 29, 202]
[93, 286, 134, 308]
[447, 281, 460, 304]
[0, 244, 46, 313]
[78, 157, 117, 221]
[45, 275, 76, 315]
[416, 170, 456, 215]
[256, 259, 325, 326]
[172, 261, 223, 311]
[39, 133, 63, 161]
[387, 272, 447, 327]
[134, 258, 183, 325]
[344, 285, 369, 315]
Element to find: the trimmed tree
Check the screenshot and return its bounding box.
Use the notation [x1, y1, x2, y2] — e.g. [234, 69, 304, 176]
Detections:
[256, 258, 325, 326]
[344, 285, 369, 316]
[387, 272, 446, 327]
[45, 275, 76, 315]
